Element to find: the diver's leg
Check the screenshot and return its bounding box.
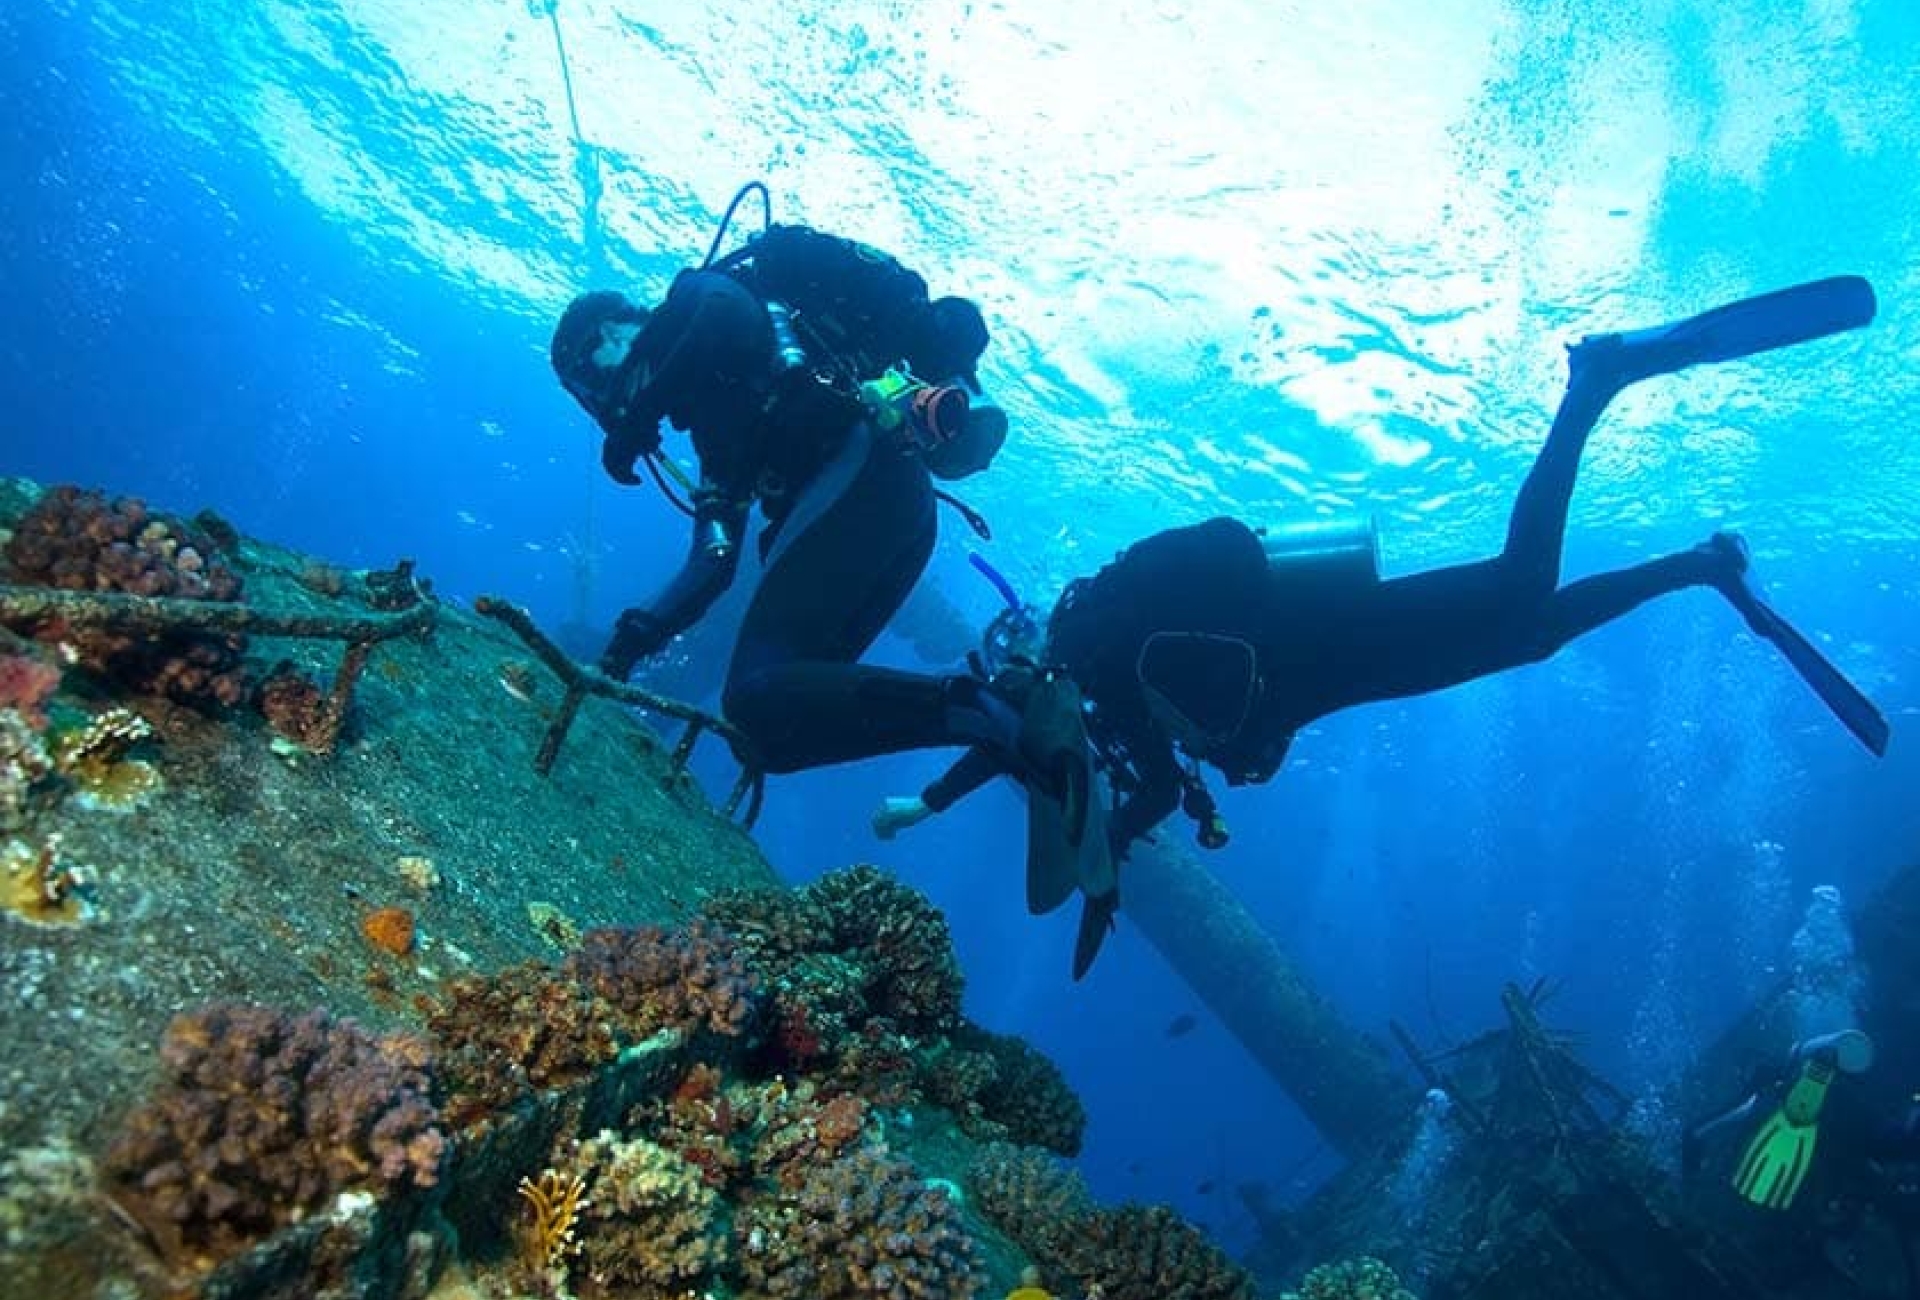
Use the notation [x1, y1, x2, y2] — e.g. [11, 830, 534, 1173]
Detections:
[722, 427, 954, 771]
[1299, 542, 1733, 712]
[1502, 275, 1878, 595]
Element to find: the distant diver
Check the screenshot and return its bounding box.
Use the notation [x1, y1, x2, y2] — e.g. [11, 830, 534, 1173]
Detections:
[875, 276, 1888, 978]
[549, 182, 1100, 848]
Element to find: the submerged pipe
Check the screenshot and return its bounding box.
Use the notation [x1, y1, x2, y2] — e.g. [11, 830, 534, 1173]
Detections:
[1119, 837, 1418, 1159]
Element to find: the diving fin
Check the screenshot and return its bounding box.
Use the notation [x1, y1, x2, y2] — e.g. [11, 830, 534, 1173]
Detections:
[1732, 1054, 1837, 1210]
[1571, 275, 1876, 384]
[1020, 674, 1098, 915]
[1017, 672, 1092, 845]
[1026, 783, 1082, 916]
[1071, 889, 1120, 981]
[1077, 770, 1117, 901]
[1715, 536, 1890, 757]
[1732, 1108, 1820, 1211]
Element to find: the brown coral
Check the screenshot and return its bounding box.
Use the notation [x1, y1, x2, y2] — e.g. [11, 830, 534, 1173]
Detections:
[925, 1026, 1087, 1158]
[965, 1142, 1098, 1268]
[256, 660, 333, 753]
[425, 964, 620, 1127]
[101, 1002, 445, 1268]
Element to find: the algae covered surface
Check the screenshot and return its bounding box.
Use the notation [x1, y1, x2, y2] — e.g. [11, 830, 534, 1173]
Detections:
[0, 476, 775, 1287]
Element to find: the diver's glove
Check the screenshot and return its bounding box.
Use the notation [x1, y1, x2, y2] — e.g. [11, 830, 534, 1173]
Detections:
[599, 608, 669, 680]
[872, 796, 933, 841]
[600, 431, 651, 486]
[1181, 772, 1230, 849]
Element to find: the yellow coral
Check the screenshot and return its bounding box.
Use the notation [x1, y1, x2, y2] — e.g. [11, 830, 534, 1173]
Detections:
[52, 707, 160, 811]
[518, 1169, 588, 1271]
[3, 834, 92, 926]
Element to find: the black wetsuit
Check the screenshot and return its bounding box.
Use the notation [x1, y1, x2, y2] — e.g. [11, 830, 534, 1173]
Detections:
[599, 238, 1010, 774]
[924, 359, 1733, 855]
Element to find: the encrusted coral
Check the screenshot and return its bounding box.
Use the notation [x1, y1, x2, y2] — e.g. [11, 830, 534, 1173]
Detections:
[102, 1002, 446, 1268]
[737, 1145, 983, 1300]
[924, 1026, 1086, 1157]
[965, 1142, 1097, 1268]
[2, 485, 248, 709]
[1281, 1256, 1418, 1300]
[808, 865, 965, 1035]
[360, 905, 416, 956]
[1, 705, 53, 832]
[425, 964, 620, 1127]
[256, 660, 333, 753]
[567, 1130, 731, 1296]
[701, 870, 967, 1097]
[0, 649, 62, 727]
[561, 921, 758, 1040]
[702, 884, 835, 963]
[970, 1144, 1250, 1300]
[746, 1078, 874, 1191]
[1054, 1205, 1255, 1300]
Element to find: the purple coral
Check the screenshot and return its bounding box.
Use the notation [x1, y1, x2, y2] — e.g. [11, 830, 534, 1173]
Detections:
[102, 1002, 445, 1267]
[562, 921, 758, 1040]
[738, 1146, 983, 1300]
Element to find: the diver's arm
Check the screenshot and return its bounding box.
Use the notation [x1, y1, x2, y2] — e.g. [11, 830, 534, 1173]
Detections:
[599, 493, 747, 678]
[924, 746, 1003, 812]
[873, 747, 1003, 840]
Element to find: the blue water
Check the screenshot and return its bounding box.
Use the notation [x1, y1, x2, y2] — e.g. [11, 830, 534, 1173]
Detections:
[6, 0, 1919, 1255]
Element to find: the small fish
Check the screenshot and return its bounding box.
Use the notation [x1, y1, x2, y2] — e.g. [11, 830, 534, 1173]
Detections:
[1196, 1180, 1216, 1195]
[1165, 1012, 1199, 1038]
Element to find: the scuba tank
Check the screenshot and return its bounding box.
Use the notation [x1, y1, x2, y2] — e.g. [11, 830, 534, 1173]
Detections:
[1256, 516, 1380, 598]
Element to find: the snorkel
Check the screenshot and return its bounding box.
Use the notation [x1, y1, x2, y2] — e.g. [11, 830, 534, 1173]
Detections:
[968, 553, 1044, 678]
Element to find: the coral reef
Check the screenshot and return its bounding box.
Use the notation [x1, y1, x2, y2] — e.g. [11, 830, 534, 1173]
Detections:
[2, 486, 248, 709]
[1056, 1205, 1256, 1300]
[426, 965, 621, 1126]
[101, 1002, 446, 1268]
[1281, 1256, 1418, 1300]
[924, 1027, 1087, 1157]
[966, 1143, 1098, 1268]
[810, 864, 966, 1035]
[1, 700, 53, 832]
[256, 660, 333, 754]
[562, 920, 759, 1040]
[567, 1130, 731, 1297]
[737, 1145, 983, 1300]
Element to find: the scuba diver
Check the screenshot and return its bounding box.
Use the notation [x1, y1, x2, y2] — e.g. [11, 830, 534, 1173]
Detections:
[550, 183, 1097, 834]
[1686, 1029, 1920, 1296]
[876, 275, 1889, 978]
[1684, 1028, 1879, 1212]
